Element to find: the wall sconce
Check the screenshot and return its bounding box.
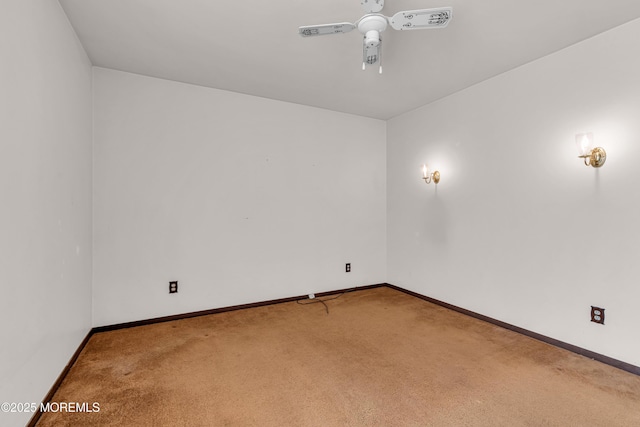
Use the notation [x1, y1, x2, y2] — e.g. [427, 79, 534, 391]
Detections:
[421, 164, 440, 184]
[576, 133, 606, 168]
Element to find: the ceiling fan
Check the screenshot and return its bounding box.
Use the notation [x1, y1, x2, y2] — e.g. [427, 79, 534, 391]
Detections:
[298, 0, 452, 74]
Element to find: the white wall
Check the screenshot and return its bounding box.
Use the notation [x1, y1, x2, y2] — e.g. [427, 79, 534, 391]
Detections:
[92, 68, 386, 326]
[0, 1, 93, 425]
[387, 18, 640, 366]
[4, 8, 636, 424]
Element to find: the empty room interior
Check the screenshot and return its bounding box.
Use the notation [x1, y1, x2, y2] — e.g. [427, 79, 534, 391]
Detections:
[4, 0, 640, 425]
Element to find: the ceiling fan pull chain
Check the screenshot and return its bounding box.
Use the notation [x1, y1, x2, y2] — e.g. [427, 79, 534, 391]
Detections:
[379, 38, 383, 74]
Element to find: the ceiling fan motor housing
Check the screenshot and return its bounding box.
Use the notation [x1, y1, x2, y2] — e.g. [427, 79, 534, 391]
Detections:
[358, 14, 387, 35]
[358, 15, 387, 66]
[359, 15, 387, 48]
[365, 30, 380, 47]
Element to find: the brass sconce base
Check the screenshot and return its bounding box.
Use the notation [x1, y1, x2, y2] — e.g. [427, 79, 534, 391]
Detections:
[581, 147, 606, 168]
[423, 170, 441, 185]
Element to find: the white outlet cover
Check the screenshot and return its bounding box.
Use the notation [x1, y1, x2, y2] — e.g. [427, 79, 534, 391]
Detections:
[308, 293, 315, 299]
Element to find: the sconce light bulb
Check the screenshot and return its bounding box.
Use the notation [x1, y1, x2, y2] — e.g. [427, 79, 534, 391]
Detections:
[422, 164, 428, 178]
[576, 132, 594, 157]
[581, 136, 590, 154]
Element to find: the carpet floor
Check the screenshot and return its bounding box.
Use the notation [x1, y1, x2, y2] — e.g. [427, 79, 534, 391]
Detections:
[37, 286, 640, 426]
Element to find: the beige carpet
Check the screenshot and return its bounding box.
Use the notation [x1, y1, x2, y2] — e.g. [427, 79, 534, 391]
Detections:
[37, 287, 640, 426]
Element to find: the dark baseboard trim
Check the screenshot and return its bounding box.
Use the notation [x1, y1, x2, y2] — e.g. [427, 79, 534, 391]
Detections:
[93, 283, 385, 333]
[28, 283, 384, 426]
[384, 283, 640, 376]
[28, 280, 638, 426]
[27, 329, 94, 427]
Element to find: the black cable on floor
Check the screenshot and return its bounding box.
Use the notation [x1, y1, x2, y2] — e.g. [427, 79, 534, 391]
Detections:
[296, 289, 354, 315]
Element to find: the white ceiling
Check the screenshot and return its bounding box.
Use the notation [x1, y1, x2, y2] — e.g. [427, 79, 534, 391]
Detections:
[58, 0, 640, 120]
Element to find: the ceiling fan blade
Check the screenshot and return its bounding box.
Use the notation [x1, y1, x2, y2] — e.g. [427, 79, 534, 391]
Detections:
[299, 22, 356, 37]
[361, 0, 384, 14]
[389, 7, 453, 31]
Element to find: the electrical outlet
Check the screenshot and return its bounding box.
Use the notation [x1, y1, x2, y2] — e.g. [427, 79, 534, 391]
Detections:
[308, 293, 315, 299]
[591, 306, 604, 324]
[346, 263, 351, 273]
[169, 281, 178, 294]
